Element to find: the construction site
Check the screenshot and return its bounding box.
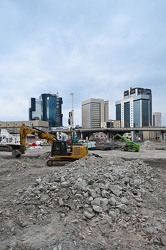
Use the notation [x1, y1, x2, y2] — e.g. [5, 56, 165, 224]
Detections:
[0, 126, 166, 249]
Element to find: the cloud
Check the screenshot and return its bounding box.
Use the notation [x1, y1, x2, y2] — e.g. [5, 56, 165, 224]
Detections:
[0, 0, 166, 125]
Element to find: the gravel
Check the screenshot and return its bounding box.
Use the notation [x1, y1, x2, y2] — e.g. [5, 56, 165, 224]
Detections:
[0, 143, 166, 250]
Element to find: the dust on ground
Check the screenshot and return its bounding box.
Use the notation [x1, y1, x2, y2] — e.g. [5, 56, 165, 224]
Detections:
[0, 142, 166, 250]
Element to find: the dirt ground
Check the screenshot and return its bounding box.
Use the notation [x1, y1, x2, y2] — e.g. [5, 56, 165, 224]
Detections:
[0, 143, 166, 250]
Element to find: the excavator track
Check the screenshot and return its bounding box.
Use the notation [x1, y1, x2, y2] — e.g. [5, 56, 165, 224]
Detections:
[0, 145, 12, 152]
[46, 158, 76, 167]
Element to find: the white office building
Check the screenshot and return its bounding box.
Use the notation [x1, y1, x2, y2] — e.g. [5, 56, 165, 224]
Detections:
[153, 112, 162, 126]
[115, 87, 152, 128]
[82, 98, 109, 129]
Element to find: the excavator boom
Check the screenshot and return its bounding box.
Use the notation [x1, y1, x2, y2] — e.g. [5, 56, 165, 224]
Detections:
[19, 124, 55, 154]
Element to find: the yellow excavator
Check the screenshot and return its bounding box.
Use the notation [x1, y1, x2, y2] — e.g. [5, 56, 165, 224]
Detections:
[13, 124, 88, 166]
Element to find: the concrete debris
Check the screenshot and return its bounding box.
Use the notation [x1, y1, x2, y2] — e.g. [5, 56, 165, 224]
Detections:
[0, 152, 166, 250]
[142, 140, 166, 150]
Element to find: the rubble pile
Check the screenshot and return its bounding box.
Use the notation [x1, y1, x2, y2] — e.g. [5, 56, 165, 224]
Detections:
[142, 140, 155, 149]
[2, 155, 163, 249]
[142, 140, 166, 150]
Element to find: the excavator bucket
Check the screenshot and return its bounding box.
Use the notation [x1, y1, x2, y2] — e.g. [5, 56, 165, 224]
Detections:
[12, 149, 22, 158]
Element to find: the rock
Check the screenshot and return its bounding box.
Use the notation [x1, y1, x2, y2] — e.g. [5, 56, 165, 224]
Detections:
[92, 205, 103, 213]
[161, 236, 166, 246]
[89, 189, 98, 198]
[58, 198, 64, 206]
[91, 198, 101, 206]
[121, 197, 129, 205]
[109, 210, 117, 219]
[61, 181, 70, 187]
[83, 211, 95, 219]
[116, 204, 129, 213]
[108, 197, 116, 206]
[75, 194, 83, 199]
[101, 190, 109, 198]
[49, 185, 57, 191]
[123, 177, 130, 184]
[109, 185, 122, 197]
[100, 198, 109, 212]
[67, 199, 76, 210]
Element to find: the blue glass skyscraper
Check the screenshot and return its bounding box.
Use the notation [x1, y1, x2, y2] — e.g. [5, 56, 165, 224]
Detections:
[29, 93, 63, 128]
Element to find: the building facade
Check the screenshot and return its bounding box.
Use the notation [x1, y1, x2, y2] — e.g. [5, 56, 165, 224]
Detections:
[115, 87, 152, 128]
[153, 112, 162, 126]
[0, 120, 49, 133]
[82, 98, 109, 129]
[29, 93, 63, 128]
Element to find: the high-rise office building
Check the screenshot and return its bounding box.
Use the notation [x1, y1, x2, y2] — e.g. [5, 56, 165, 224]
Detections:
[153, 112, 162, 126]
[115, 87, 152, 128]
[82, 98, 109, 128]
[29, 93, 63, 128]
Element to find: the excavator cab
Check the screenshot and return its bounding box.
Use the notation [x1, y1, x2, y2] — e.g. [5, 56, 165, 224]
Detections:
[51, 141, 71, 156]
[47, 141, 88, 166]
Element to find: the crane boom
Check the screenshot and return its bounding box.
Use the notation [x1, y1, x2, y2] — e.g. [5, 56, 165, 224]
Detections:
[114, 133, 139, 152]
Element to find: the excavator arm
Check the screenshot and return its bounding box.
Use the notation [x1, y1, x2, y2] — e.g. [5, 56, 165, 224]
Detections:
[19, 124, 56, 154]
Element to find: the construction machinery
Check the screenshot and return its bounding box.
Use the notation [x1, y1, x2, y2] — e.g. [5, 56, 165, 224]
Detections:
[19, 124, 88, 166]
[114, 134, 140, 152]
[0, 129, 20, 153]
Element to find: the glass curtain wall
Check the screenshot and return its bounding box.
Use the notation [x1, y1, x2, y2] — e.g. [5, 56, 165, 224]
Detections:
[48, 96, 56, 128]
[142, 99, 149, 126]
[124, 102, 130, 127]
[116, 104, 121, 121]
[133, 100, 140, 127]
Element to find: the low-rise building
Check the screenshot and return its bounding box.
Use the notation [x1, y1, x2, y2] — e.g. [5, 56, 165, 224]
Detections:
[0, 120, 49, 133]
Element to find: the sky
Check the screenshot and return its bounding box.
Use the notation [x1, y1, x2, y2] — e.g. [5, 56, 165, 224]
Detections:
[0, 0, 166, 126]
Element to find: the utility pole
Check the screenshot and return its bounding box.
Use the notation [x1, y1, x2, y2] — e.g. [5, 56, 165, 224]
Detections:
[70, 93, 74, 128]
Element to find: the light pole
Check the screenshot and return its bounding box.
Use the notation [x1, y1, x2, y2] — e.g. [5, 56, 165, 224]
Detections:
[70, 93, 74, 128]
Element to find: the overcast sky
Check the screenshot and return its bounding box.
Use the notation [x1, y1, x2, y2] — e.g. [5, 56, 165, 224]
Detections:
[0, 0, 166, 126]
